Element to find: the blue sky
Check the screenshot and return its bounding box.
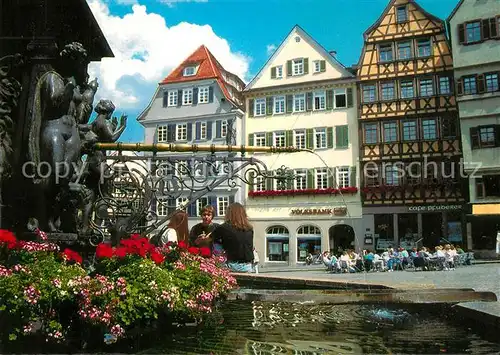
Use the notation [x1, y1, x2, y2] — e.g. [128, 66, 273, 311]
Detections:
[90, 0, 459, 143]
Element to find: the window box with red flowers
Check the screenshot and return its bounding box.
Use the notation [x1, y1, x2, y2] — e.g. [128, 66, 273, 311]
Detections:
[248, 187, 358, 197]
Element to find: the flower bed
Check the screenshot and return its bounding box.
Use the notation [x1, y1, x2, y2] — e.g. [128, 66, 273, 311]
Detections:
[0, 230, 237, 347]
[248, 186, 358, 197]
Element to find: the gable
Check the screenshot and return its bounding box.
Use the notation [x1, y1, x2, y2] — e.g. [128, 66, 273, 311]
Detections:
[364, 0, 443, 43]
[246, 26, 353, 91]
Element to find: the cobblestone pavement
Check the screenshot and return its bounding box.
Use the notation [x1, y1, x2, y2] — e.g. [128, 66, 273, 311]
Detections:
[261, 263, 500, 317]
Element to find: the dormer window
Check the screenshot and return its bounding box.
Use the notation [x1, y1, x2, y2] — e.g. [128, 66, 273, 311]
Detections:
[183, 66, 197, 77]
[293, 58, 304, 76]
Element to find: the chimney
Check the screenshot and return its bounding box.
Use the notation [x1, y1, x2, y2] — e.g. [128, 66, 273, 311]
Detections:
[329, 50, 337, 57]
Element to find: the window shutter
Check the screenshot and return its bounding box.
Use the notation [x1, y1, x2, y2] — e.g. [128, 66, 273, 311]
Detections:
[192, 88, 198, 105]
[249, 99, 254, 117]
[216, 120, 222, 138]
[285, 130, 293, 147]
[477, 74, 485, 93]
[287, 60, 292, 76]
[347, 87, 354, 107]
[286, 174, 293, 190]
[327, 127, 334, 148]
[195, 122, 201, 140]
[271, 67, 277, 79]
[167, 124, 176, 143]
[336, 125, 349, 148]
[320, 60, 326, 72]
[303, 58, 309, 74]
[151, 198, 157, 215]
[208, 86, 214, 103]
[266, 173, 274, 191]
[490, 18, 498, 38]
[307, 169, 315, 189]
[207, 122, 213, 139]
[343, 126, 349, 147]
[349, 166, 357, 187]
[248, 171, 254, 192]
[187, 123, 193, 141]
[306, 92, 313, 111]
[495, 125, 500, 147]
[163, 91, 168, 107]
[229, 195, 235, 205]
[328, 170, 334, 188]
[286, 95, 293, 113]
[187, 202, 197, 217]
[266, 97, 273, 115]
[209, 197, 218, 216]
[456, 78, 463, 96]
[266, 132, 273, 147]
[326, 90, 334, 109]
[248, 133, 254, 146]
[306, 129, 314, 149]
[177, 90, 183, 107]
[470, 127, 479, 149]
[458, 24, 465, 44]
[482, 19, 490, 40]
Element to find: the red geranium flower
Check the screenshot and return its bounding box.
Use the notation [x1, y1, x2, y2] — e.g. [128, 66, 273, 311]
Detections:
[0, 229, 17, 249]
[96, 243, 114, 259]
[114, 247, 128, 258]
[200, 247, 211, 257]
[188, 247, 200, 255]
[62, 248, 82, 264]
[150, 250, 165, 265]
[177, 241, 187, 249]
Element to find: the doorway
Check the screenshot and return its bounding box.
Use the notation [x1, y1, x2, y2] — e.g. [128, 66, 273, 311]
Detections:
[329, 224, 355, 254]
[421, 213, 442, 247]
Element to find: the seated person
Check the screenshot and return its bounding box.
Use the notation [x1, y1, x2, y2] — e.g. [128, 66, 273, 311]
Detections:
[189, 205, 220, 253]
[211, 203, 254, 273]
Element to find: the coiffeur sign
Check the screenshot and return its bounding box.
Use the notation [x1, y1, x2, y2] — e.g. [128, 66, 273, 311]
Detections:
[290, 207, 347, 216]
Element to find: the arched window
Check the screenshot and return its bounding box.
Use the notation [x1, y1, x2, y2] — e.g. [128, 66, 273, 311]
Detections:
[265, 225, 289, 262]
[297, 225, 322, 262]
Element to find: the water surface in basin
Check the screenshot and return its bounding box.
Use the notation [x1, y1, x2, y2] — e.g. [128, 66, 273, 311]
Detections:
[140, 301, 500, 354]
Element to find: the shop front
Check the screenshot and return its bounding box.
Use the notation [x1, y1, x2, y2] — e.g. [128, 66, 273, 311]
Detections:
[362, 204, 466, 251]
[467, 203, 500, 257]
[249, 205, 363, 267]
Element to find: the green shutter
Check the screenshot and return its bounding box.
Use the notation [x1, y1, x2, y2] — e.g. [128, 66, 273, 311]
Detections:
[326, 90, 334, 110]
[327, 127, 334, 148]
[306, 92, 313, 111]
[287, 60, 292, 76]
[306, 129, 314, 149]
[303, 58, 309, 74]
[307, 169, 315, 189]
[271, 67, 276, 79]
[347, 87, 353, 107]
[336, 125, 349, 148]
[266, 132, 273, 147]
[320, 60, 326, 72]
[266, 97, 273, 115]
[266, 172, 274, 190]
[328, 169, 334, 188]
[286, 130, 293, 147]
[249, 99, 254, 117]
[331, 167, 338, 188]
[349, 166, 357, 187]
[248, 133, 254, 146]
[286, 95, 293, 113]
[286, 175, 293, 190]
[248, 171, 254, 192]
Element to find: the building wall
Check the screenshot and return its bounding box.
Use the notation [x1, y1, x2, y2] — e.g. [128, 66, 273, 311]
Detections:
[448, 0, 500, 69]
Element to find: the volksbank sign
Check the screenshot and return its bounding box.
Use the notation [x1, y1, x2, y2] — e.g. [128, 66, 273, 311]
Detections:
[407, 205, 463, 212]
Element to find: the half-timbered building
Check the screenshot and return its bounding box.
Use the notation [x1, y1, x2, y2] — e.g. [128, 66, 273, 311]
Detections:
[356, 0, 468, 250]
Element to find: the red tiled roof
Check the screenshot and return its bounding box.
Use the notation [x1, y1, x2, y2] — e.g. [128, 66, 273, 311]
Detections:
[160, 45, 244, 108]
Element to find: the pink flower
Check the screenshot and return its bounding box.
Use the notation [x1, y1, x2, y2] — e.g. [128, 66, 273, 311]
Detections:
[110, 324, 125, 337]
[24, 285, 41, 305]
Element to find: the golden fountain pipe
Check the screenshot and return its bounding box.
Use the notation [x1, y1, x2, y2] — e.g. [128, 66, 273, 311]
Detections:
[93, 142, 307, 154]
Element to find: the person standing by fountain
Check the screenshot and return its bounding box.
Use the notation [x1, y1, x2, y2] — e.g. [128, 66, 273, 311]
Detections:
[158, 210, 189, 246]
[211, 202, 254, 273]
[189, 205, 220, 252]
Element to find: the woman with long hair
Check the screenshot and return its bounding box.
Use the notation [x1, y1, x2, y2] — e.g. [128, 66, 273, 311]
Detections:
[160, 210, 189, 246]
[212, 202, 254, 272]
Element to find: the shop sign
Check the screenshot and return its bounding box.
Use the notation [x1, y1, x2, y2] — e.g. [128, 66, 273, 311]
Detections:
[407, 204, 462, 213]
[290, 207, 347, 216]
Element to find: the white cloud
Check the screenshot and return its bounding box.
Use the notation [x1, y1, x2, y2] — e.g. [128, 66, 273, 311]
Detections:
[114, 0, 138, 4]
[266, 44, 276, 56]
[158, 0, 208, 7]
[86, 0, 250, 111]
